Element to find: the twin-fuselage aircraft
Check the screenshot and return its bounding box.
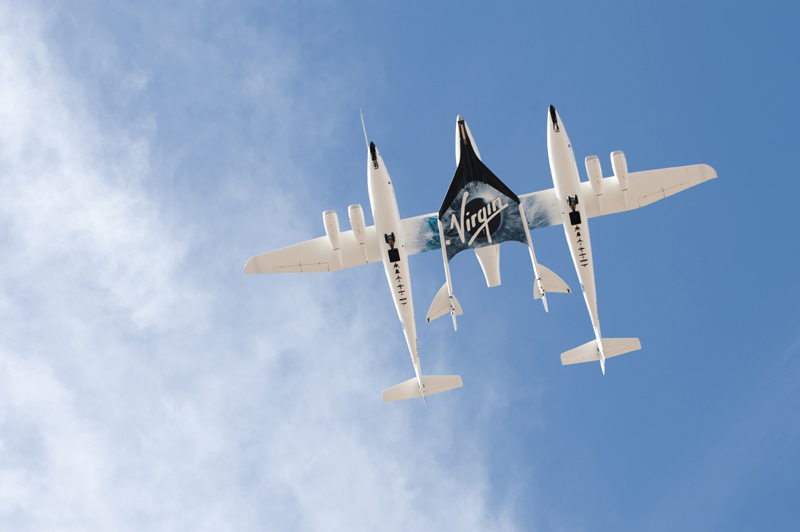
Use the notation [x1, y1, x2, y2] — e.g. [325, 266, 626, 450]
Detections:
[245, 107, 716, 402]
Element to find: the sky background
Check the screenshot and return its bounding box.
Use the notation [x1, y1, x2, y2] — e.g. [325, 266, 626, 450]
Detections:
[0, 0, 798, 530]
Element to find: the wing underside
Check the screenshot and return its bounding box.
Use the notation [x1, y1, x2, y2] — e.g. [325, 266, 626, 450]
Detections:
[402, 163, 715, 256]
[579, 163, 717, 218]
[246, 164, 716, 270]
[245, 226, 382, 274]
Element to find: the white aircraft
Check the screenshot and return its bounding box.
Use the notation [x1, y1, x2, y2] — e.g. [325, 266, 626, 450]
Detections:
[244, 109, 716, 398]
[544, 105, 716, 373]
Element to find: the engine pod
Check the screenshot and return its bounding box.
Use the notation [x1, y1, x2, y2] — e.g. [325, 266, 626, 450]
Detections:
[585, 155, 603, 196]
[348, 204, 366, 245]
[323, 210, 340, 251]
[611, 151, 628, 191]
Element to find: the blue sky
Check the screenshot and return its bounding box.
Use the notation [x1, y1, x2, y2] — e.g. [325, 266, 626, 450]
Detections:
[0, 0, 798, 530]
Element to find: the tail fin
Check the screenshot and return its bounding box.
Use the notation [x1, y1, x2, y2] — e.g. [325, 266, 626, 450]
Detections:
[561, 338, 641, 366]
[426, 283, 464, 323]
[533, 263, 571, 313]
[382, 375, 463, 402]
[535, 264, 571, 295]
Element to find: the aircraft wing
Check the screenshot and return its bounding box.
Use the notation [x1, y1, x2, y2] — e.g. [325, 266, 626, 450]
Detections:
[516, 163, 717, 228]
[517, 163, 717, 224]
[245, 212, 443, 273]
[399, 163, 715, 257]
[400, 186, 563, 256]
[248, 164, 716, 267]
[245, 226, 383, 273]
[579, 163, 717, 218]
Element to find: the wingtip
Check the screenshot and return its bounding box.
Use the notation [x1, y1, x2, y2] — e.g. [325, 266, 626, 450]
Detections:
[244, 257, 261, 274]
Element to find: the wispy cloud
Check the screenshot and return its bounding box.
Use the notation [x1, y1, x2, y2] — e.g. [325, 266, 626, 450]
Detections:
[0, 3, 518, 531]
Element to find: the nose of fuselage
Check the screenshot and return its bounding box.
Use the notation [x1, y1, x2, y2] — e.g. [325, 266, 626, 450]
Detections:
[548, 105, 561, 134]
[456, 115, 467, 145]
[455, 115, 482, 163]
[547, 105, 573, 153]
[368, 140, 384, 172]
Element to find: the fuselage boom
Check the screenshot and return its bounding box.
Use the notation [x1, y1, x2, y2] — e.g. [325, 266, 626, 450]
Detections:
[547, 107, 601, 339]
[366, 142, 420, 378]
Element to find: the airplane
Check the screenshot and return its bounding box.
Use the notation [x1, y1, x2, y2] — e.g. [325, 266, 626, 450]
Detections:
[544, 105, 716, 373]
[244, 109, 717, 398]
[245, 117, 466, 405]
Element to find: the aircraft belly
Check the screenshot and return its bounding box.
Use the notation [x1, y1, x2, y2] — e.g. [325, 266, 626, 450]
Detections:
[368, 167, 419, 365]
[381, 251, 414, 320]
[563, 212, 593, 274]
[549, 117, 600, 330]
[563, 211, 597, 303]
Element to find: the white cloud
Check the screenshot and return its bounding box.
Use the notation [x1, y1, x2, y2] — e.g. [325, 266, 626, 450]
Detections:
[0, 3, 198, 333]
[0, 3, 518, 531]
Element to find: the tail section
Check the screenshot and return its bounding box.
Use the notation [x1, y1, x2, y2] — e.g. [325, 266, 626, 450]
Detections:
[561, 338, 641, 370]
[602, 338, 642, 358]
[426, 283, 464, 323]
[517, 196, 570, 313]
[535, 264, 571, 296]
[533, 263, 571, 312]
[382, 375, 463, 402]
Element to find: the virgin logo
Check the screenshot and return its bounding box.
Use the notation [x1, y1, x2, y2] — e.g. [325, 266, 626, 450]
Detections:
[449, 191, 508, 245]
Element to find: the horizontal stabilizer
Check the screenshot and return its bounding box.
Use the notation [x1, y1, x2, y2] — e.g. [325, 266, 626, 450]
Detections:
[604, 337, 643, 358]
[561, 338, 641, 365]
[382, 375, 463, 402]
[535, 263, 571, 299]
[426, 283, 464, 323]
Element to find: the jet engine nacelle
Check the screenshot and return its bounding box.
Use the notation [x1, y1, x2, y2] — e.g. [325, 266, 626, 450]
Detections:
[611, 150, 628, 191]
[323, 210, 340, 251]
[585, 155, 603, 196]
[348, 204, 366, 245]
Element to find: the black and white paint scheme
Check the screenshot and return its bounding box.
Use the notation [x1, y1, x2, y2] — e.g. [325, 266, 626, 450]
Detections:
[438, 117, 528, 262]
[440, 183, 527, 261]
[245, 109, 716, 397]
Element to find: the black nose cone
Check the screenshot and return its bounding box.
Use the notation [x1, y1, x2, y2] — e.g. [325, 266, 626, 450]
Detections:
[549, 105, 560, 132]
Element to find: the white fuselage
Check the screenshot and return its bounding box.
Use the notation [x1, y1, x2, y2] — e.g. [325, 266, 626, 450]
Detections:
[547, 108, 603, 346]
[366, 144, 421, 381]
